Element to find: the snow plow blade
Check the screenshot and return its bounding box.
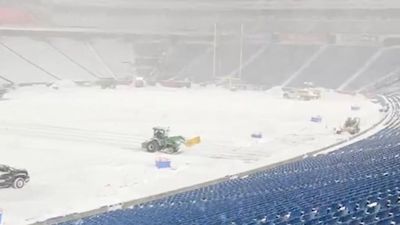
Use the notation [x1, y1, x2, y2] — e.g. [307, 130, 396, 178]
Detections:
[185, 136, 201, 147]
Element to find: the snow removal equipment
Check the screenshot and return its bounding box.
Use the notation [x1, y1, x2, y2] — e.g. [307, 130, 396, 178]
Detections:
[142, 127, 200, 153]
[336, 117, 361, 135]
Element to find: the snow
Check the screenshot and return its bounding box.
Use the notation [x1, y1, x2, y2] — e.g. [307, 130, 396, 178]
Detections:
[0, 85, 383, 225]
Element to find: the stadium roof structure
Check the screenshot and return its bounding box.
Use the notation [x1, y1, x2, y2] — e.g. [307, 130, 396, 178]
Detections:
[1, 0, 400, 37]
[46, 0, 400, 10]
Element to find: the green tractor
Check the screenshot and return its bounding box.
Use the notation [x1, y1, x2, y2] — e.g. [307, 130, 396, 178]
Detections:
[142, 127, 186, 153]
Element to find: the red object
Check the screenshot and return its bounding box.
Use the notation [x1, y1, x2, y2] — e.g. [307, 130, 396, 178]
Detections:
[0, 7, 34, 25]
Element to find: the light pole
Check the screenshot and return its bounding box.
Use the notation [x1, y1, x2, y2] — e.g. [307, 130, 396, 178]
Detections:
[212, 23, 217, 79]
[239, 23, 244, 80]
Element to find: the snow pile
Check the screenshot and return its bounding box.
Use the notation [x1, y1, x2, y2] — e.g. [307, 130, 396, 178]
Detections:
[264, 86, 284, 97]
[49, 80, 78, 90]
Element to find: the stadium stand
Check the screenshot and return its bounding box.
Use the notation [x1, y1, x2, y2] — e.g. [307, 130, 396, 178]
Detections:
[132, 41, 167, 77]
[288, 46, 378, 89]
[0, 33, 398, 90]
[1, 37, 97, 81]
[0, 35, 397, 89]
[158, 43, 205, 79]
[89, 38, 133, 79]
[49, 38, 114, 79]
[242, 44, 319, 87]
[215, 43, 242, 78]
[0, 40, 57, 84]
[175, 48, 213, 82]
[345, 48, 400, 91]
[0, 7, 34, 25]
[373, 76, 400, 96]
[54, 95, 400, 225]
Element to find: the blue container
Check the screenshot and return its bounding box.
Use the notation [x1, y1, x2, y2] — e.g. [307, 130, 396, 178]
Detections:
[251, 133, 263, 139]
[311, 116, 322, 123]
[155, 159, 171, 169]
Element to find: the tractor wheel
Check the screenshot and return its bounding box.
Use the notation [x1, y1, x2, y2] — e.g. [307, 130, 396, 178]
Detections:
[172, 147, 179, 153]
[166, 145, 179, 153]
[146, 141, 160, 153]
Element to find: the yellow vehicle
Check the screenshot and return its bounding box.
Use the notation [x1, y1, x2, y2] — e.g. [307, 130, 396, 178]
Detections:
[283, 88, 321, 101]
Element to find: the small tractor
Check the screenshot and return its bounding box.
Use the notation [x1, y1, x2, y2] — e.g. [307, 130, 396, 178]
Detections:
[336, 117, 361, 135]
[142, 127, 200, 153]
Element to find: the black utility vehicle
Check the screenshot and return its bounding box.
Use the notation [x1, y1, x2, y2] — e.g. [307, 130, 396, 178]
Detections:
[0, 164, 29, 189]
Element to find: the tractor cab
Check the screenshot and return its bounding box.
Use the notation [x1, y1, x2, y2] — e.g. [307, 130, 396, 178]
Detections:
[153, 127, 169, 139]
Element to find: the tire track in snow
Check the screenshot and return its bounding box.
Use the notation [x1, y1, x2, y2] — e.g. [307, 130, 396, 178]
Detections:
[0, 122, 269, 161]
[0, 122, 144, 148]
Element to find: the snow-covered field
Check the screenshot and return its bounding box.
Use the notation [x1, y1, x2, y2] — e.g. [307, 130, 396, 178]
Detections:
[0, 84, 383, 225]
